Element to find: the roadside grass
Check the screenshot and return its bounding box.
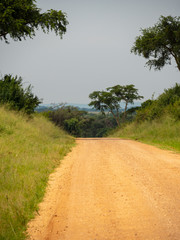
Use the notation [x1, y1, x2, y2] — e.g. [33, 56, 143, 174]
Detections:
[0, 106, 75, 240]
[109, 115, 180, 152]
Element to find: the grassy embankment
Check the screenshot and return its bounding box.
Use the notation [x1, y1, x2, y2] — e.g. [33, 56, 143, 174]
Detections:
[0, 106, 75, 240]
[110, 84, 180, 152]
[110, 115, 180, 152]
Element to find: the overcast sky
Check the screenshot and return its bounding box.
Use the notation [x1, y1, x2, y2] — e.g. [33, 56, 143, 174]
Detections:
[0, 0, 180, 104]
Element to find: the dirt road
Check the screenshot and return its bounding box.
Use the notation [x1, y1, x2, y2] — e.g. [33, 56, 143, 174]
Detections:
[28, 139, 180, 240]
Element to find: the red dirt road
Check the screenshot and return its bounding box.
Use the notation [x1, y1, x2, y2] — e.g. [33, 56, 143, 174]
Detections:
[28, 139, 180, 240]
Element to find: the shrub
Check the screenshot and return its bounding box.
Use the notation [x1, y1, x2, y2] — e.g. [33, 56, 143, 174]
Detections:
[64, 118, 80, 136]
[0, 74, 41, 114]
[167, 99, 180, 120]
[48, 105, 86, 127]
[136, 83, 180, 122]
[157, 83, 180, 107]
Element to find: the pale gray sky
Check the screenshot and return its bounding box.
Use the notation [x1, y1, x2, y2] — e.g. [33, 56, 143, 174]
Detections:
[0, 0, 180, 104]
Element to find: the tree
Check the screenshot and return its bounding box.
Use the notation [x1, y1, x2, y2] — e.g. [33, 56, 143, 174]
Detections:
[131, 15, 180, 71]
[0, 0, 68, 43]
[89, 85, 143, 126]
[108, 85, 143, 121]
[0, 74, 41, 114]
[89, 90, 121, 126]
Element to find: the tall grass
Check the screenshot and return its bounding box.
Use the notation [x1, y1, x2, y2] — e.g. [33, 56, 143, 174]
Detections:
[0, 106, 75, 240]
[110, 114, 180, 152]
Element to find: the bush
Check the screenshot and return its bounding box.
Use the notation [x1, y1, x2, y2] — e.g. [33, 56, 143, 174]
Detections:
[136, 100, 163, 122]
[64, 118, 80, 136]
[48, 105, 86, 127]
[167, 99, 180, 120]
[136, 83, 180, 122]
[0, 74, 41, 114]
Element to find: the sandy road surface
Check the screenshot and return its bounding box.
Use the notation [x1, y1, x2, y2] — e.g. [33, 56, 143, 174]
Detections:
[28, 139, 180, 240]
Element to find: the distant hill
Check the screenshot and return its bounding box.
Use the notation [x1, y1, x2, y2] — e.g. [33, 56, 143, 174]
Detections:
[35, 102, 142, 113]
[35, 103, 95, 113]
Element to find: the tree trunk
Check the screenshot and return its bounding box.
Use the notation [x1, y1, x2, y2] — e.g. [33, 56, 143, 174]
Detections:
[110, 110, 120, 127]
[122, 102, 128, 122]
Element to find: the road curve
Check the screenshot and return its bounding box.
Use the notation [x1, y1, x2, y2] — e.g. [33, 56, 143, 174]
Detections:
[28, 138, 180, 240]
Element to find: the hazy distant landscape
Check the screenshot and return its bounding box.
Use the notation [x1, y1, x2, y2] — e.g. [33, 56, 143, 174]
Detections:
[36, 102, 142, 113]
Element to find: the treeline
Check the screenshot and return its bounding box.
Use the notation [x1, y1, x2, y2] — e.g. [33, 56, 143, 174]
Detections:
[41, 103, 140, 138]
[42, 105, 117, 137]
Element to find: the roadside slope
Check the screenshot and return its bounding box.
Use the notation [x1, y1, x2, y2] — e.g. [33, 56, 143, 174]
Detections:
[28, 138, 180, 240]
[0, 107, 74, 240]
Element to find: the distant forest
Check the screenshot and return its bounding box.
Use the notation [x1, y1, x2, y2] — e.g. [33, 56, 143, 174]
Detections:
[39, 104, 139, 137]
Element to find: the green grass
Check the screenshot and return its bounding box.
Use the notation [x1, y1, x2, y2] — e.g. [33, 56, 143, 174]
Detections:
[109, 115, 180, 152]
[0, 106, 75, 240]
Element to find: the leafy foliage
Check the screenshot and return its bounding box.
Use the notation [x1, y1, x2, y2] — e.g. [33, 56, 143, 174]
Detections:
[48, 105, 86, 128]
[131, 15, 180, 71]
[89, 90, 121, 126]
[0, 74, 41, 114]
[64, 118, 80, 136]
[0, 0, 68, 43]
[108, 85, 143, 121]
[136, 83, 180, 122]
[89, 85, 143, 126]
[42, 105, 117, 137]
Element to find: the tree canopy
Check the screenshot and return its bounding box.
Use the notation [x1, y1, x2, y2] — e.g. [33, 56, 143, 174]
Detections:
[108, 85, 143, 121]
[0, 0, 68, 43]
[131, 15, 180, 71]
[89, 84, 143, 126]
[89, 90, 121, 126]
